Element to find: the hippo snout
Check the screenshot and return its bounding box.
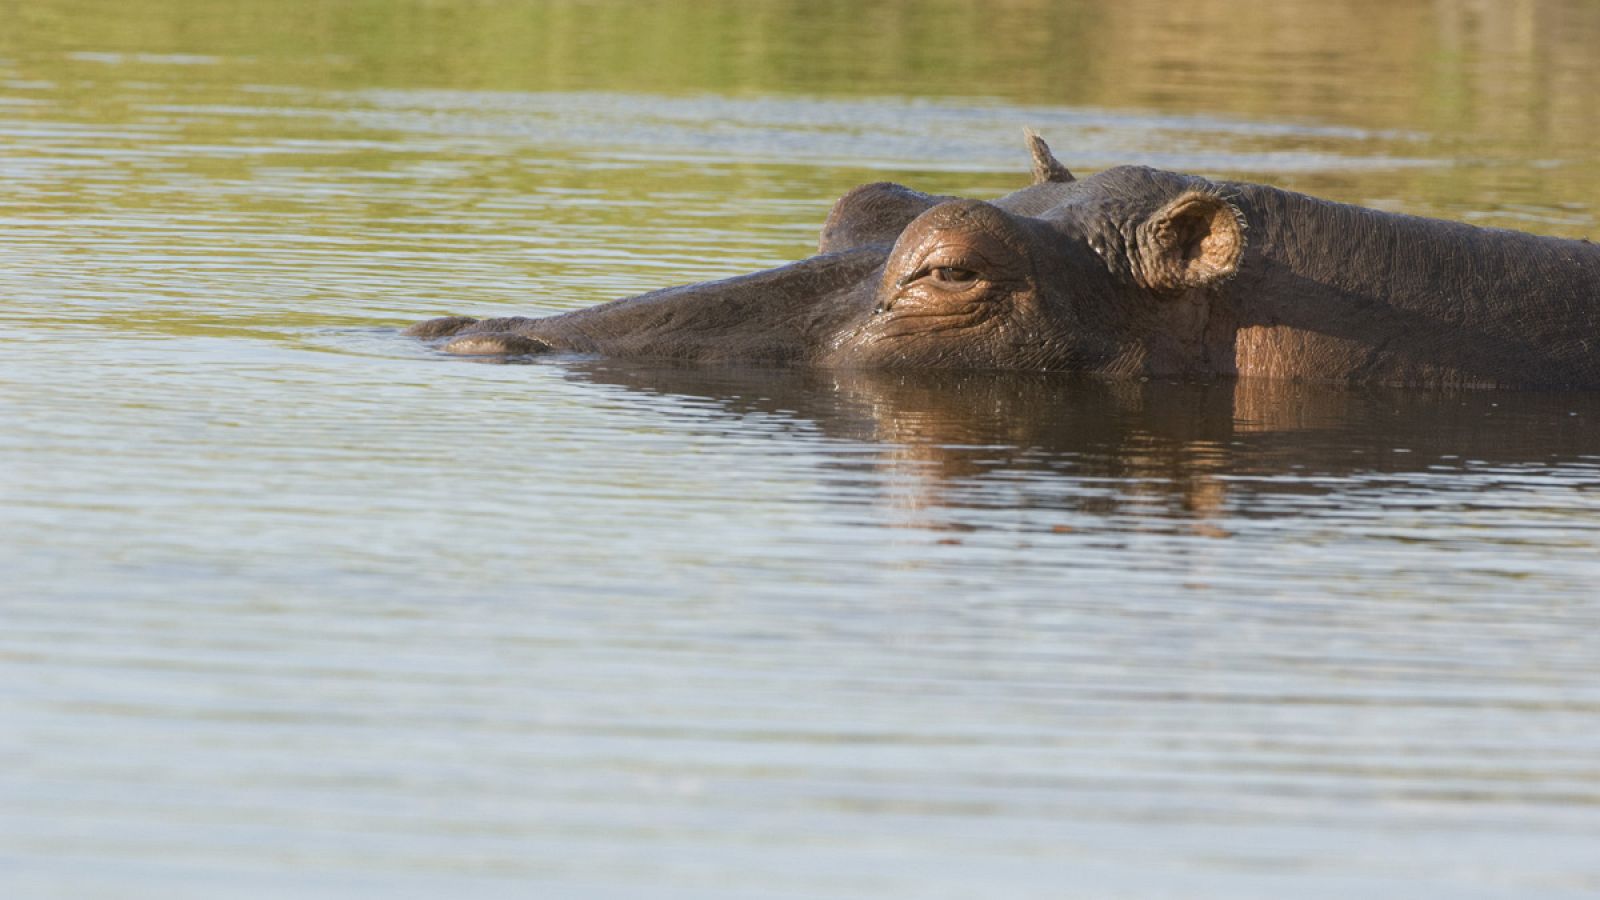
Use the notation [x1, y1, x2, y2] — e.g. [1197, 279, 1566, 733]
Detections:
[406, 315, 557, 356]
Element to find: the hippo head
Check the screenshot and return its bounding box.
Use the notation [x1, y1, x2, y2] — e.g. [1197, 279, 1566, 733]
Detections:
[409, 135, 1247, 376]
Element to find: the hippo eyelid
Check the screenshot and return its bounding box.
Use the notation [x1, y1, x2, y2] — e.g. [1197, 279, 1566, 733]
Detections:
[897, 248, 992, 289]
[931, 266, 979, 283]
[897, 264, 978, 290]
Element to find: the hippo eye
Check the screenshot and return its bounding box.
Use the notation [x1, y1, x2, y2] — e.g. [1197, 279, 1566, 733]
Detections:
[931, 267, 979, 284]
[903, 265, 982, 290]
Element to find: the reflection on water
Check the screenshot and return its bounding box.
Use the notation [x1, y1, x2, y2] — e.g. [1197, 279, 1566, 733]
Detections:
[4, 0, 1598, 225]
[8, 344, 1600, 898]
[567, 362, 1600, 537]
[4, 0, 1600, 897]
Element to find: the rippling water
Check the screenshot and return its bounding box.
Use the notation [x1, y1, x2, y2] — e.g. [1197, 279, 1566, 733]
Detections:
[4, 1, 1600, 897]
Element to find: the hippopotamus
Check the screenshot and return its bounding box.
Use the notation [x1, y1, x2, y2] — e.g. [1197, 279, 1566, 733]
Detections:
[408, 134, 1600, 388]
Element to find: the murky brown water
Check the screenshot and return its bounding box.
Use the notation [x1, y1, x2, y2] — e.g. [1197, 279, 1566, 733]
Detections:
[4, 1, 1600, 897]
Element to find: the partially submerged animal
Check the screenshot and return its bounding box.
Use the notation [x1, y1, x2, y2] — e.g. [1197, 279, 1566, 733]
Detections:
[409, 133, 1600, 387]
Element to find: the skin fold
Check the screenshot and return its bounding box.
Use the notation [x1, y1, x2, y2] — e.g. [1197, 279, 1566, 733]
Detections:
[408, 135, 1600, 388]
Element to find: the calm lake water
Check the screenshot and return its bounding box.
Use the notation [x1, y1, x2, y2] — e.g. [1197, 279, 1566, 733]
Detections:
[4, 1, 1600, 897]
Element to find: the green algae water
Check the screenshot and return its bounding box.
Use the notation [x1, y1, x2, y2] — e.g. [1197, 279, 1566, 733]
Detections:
[4, 1, 1600, 897]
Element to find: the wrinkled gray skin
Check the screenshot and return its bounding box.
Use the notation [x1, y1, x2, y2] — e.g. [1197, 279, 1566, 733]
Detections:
[408, 135, 1600, 387]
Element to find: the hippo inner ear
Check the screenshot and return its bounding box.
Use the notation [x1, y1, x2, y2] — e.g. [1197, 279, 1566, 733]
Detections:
[819, 182, 948, 253]
[1137, 190, 1245, 293]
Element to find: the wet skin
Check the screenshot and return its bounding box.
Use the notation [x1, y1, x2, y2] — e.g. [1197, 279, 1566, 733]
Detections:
[408, 135, 1600, 388]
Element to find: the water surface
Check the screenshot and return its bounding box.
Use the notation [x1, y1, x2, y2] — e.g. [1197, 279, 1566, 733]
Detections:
[4, 1, 1600, 897]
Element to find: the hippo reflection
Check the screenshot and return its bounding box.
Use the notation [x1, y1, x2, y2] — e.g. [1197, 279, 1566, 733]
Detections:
[410, 134, 1600, 388]
[556, 362, 1600, 523]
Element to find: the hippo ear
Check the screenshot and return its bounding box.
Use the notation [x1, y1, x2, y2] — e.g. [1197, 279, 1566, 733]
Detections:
[1136, 190, 1245, 293]
[1025, 130, 1074, 184]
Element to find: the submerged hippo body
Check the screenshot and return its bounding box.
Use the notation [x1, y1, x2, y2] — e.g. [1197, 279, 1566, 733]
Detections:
[409, 135, 1600, 388]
